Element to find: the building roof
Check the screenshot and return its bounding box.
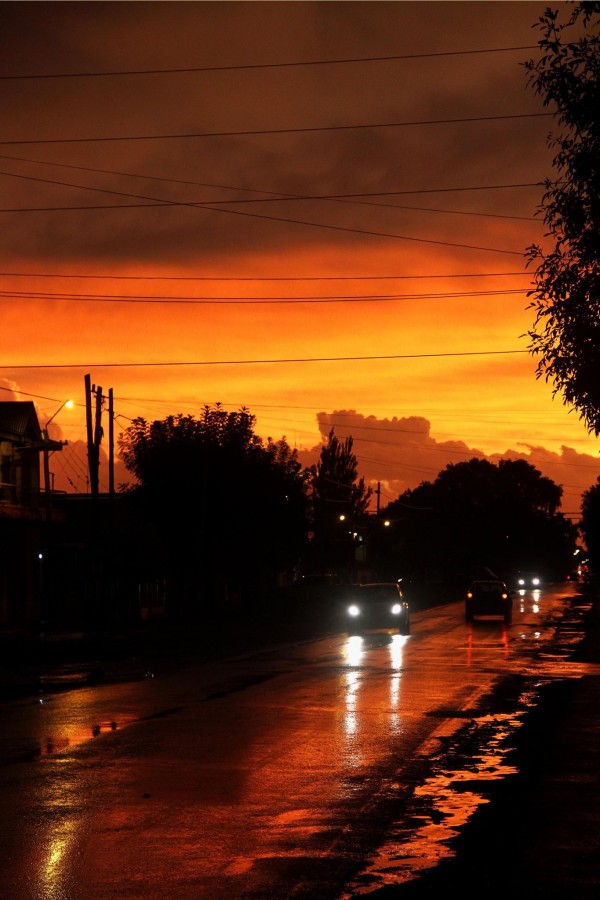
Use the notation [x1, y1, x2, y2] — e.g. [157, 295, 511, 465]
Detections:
[0, 401, 42, 442]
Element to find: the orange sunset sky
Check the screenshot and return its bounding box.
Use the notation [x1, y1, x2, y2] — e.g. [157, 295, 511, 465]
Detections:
[1, 0, 599, 521]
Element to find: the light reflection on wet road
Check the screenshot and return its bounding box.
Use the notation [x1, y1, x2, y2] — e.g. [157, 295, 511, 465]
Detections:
[0, 582, 589, 899]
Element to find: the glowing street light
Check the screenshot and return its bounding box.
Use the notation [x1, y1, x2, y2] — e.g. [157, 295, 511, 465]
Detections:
[43, 399, 73, 501]
[44, 398, 74, 432]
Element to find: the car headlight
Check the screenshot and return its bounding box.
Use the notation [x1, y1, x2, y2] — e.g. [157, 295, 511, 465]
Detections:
[391, 603, 402, 614]
[348, 604, 360, 617]
[518, 578, 525, 586]
[532, 577, 540, 586]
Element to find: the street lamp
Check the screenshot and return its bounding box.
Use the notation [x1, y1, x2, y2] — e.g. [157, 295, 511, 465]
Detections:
[43, 399, 73, 499]
[44, 398, 74, 432]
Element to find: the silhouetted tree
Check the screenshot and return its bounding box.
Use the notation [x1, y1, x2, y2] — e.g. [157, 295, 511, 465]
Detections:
[118, 404, 309, 612]
[524, 3, 600, 433]
[580, 477, 600, 572]
[305, 429, 372, 575]
[382, 458, 577, 588]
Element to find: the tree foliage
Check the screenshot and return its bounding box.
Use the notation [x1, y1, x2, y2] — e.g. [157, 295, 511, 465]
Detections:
[580, 476, 600, 569]
[303, 429, 373, 576]
[382, 457, 577, 584]
[117, 404, 309, 606]
[308, 429, 372, 533]
[524, 2, 600, 433]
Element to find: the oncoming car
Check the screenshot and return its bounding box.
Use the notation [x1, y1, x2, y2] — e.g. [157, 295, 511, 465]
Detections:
[515, 571, 542, 590]
[344, 582, 410, 636]
[465, 579, 513, 624]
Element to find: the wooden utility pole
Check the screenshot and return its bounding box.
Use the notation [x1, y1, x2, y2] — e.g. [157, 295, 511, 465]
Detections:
[93, 381, 103, 490]
[85, 373, 102, 501]
[108, 387, 114, 497]
[85, 375, 96, 497]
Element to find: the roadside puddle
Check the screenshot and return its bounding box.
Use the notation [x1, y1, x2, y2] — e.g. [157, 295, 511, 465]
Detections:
[341, 703, 527, 895]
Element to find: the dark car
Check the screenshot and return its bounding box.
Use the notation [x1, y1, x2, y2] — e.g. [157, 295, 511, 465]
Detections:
[344, 582, 410, 636]
[465, 579, 513, 624]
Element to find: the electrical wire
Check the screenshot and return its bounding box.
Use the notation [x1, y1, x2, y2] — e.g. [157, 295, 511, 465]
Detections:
[0, 270, 528, 281]
[0, 168, 528, 255]
[0, 288, 529, 304]
[1, 349, 529, 370]
[0, 112, 552, 147]
[0, 151, 547, 202]
[0, 45, 539, 80]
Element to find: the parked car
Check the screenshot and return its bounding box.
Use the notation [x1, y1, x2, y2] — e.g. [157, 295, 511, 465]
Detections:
[343, 582, 410, 636]
[465, 579, 513, 624]
[515, 571, 542, 590]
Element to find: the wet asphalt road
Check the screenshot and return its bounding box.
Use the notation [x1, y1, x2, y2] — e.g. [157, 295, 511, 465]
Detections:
[0, 581, 598, 898]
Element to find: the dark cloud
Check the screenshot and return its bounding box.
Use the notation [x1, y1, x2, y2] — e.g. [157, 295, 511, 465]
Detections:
[0, 1, 554, 263]
[4, 1, 596, 522]
[295, 410, 600, 514]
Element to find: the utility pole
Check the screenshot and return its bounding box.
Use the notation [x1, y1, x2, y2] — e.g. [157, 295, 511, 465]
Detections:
[108, 387, 114, 497]
[85, 374, 113, 624]
[85, 374, 102, 501]
[93, 381, 103, 493]
[376, 481, 381, 517]
[85, 374, 116, 508]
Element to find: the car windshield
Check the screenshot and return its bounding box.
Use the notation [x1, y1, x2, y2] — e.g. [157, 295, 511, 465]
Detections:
[357, 585, 399, 601]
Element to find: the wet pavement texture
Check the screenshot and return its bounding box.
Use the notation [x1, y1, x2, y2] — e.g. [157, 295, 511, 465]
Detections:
[369, 586, 600, 900]
[1, 586, 600, 898]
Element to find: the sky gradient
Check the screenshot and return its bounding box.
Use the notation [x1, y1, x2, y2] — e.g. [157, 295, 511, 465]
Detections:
[1, 1, 598, 520]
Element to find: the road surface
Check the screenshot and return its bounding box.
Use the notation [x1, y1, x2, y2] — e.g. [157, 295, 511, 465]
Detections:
[0, 582, 586, 899]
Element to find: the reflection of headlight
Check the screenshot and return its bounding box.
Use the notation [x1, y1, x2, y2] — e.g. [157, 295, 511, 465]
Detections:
[391, 603, 402, 614]
[348, 605, 360, 617]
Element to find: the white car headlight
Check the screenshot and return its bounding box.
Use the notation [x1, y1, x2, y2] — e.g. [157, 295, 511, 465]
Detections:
[348, 604, 360, 617]
[391, 603, 402, 614]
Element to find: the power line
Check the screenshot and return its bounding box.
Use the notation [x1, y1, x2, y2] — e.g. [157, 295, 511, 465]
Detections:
[0, 168, 544, 209]
[0, 199, 538, 221]
[0, 168, 527, 255]
[0, 112, 552, 147]
[0, 196, 541, 222]
[2, 384, 595, 474]
[1, 349, 528, 370]
[0, 152, 546, 205]
[0, 270, 528, 281]
[0, 288, 529, 304]
[0, 45, 538, 80]
[165, 203, 528, 255]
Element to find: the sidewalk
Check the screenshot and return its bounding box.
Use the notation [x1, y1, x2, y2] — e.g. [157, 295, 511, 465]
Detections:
[0, 605, 313, 696]
[500, 584, 600, 899]
[388, 581, 600, 899]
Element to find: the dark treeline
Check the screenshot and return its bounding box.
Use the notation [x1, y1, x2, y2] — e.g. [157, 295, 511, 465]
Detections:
[46, 404, 591, 630]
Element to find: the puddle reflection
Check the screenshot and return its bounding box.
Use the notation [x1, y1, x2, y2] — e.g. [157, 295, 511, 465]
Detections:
[341, 705, 526, 897]
[340, 635, 408, 743]
[465, 623, 509, 666]
[41, 816, 77, 899]
[37, 692, 136, 756]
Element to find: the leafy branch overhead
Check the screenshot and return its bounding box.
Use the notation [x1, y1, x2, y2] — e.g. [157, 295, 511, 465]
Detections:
[524, 1, 600, 433]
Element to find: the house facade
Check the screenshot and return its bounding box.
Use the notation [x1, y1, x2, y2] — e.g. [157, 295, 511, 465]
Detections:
[0, 401, 64, 626]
